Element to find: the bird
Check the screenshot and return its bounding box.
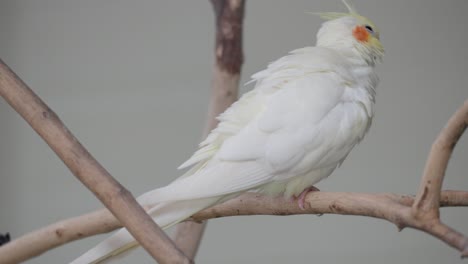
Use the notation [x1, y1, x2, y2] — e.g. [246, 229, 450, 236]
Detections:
[72, 1, 384, 263]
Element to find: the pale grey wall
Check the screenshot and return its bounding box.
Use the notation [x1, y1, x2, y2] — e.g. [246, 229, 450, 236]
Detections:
[0, 0, 467, 263]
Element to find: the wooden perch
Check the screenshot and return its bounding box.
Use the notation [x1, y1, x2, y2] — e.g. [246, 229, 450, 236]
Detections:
[172, 0, 245, 259]
[0, 100, 466, 263]
[409, 99, 468, 255]
[0, 60, 190, 264]
[0, 191, 467, 263]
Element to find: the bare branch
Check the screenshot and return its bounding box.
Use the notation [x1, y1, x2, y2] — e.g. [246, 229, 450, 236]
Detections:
[210, 0, 244, 74]
[172, 221, 207, 260]
[1, 190, 467, 263]
[173, 0, 245, 259]
[413, 100, 468, 218]
[201, 191, 468, 256]
[0, 209, 118, 264]
[0, 60, 190, 264]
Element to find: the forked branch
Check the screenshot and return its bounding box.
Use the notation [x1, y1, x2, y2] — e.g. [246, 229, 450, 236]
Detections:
[413, 100, 468, 218]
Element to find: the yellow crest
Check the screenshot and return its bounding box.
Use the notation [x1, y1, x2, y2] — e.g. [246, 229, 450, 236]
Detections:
[310, 0, 359, 20]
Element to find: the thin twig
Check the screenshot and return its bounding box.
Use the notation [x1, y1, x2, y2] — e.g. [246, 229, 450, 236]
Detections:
[0, 60, 190, 264]
[172, 0, 245, 259]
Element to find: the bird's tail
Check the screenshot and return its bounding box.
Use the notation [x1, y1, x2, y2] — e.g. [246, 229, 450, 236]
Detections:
[71, 161, 268, 264]
[70, 195, 221, 264]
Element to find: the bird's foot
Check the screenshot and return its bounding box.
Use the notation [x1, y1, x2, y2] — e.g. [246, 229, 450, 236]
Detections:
[296, 186, 320, 210]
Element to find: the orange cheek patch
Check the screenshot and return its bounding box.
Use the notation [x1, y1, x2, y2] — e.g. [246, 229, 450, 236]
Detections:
[353, 26, 370, 42]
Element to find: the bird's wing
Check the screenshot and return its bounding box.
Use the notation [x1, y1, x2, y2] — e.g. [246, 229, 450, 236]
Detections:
[218, 70, 347, 176]
[179, 47, 347, 171]
[177, 88, 262, 170]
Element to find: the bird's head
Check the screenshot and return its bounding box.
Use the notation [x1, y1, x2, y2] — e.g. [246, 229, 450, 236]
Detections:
[313, 0, 384, 65]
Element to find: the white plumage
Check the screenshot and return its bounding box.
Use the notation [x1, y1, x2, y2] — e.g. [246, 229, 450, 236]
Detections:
[72, 2, 384, 263]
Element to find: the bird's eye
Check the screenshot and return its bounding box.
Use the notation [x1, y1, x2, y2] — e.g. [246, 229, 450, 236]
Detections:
[364, 25, 374, 33]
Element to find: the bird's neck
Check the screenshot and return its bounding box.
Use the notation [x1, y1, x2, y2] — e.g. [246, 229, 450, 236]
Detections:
[347, 60, 379, 118]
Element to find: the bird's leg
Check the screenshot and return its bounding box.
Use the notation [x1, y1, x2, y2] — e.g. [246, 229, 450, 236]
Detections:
[295, 186, 320, 210]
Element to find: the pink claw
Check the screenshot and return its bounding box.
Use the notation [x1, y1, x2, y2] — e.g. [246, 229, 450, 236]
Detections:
[296, 186, 320, 210]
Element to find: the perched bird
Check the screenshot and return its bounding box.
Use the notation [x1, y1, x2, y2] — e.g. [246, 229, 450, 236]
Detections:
[72, 1, 384, 263]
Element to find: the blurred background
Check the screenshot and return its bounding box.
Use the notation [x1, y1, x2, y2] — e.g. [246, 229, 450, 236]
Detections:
[0, 0, 467, 263]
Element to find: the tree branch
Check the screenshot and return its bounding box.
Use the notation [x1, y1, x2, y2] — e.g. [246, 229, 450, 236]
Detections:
[172, 0, 245, 259]
[1, 190, 467, 263]
[411, 99, 468, 255]
[413, 100, 468, 218]
[0, 60, 190, 264]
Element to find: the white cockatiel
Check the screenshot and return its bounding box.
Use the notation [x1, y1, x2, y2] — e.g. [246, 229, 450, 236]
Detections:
[72, 1, 384, 263]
